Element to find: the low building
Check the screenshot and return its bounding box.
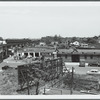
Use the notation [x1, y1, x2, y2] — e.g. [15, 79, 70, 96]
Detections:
[70, 41, 80, 47]
[51, 41, 59, 45]
[16, 46, 100, 64]
[58, 48, 100, 63]
[17, 47, 57, 60]
[80, 43, 88, 48]
[39, 42, 46, 46]
[0, 40, 6, 45]
[6, 38, 33, 48]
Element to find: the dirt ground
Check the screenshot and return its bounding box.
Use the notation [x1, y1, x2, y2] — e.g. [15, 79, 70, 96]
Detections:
[0, 68, 18, 95]
[0, 57, 100, 95]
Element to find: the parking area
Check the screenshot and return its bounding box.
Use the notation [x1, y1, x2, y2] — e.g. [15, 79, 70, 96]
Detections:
[65, 62, 100, 75]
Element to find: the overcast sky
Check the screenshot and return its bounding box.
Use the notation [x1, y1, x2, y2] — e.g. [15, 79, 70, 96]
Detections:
[0, 2, 100, 39]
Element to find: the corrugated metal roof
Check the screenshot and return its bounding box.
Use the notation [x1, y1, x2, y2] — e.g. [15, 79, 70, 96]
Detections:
[58, 49, 100, 55]
[18, 47, 55, 53]
[18, 47, 100, 55]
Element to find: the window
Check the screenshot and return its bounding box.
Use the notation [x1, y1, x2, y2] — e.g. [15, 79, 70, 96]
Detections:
[57, 54, 61, 57]
[97, 55, 100, 58]
[90, 55, 93, 59]
[24, 53, 28, 57]
[84, 55, 87, 59]
[30, 53, 33, 57]
[35, 53, 39, 57]
[65, 55, 67, 59]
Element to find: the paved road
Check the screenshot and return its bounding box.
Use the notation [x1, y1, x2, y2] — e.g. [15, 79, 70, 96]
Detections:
[65, 62, 100, 75]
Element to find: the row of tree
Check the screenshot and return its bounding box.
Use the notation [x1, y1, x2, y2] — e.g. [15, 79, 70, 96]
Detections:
[40, 35, 100, 44]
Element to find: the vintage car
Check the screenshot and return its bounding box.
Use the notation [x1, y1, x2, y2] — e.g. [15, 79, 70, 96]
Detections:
[88, 62, 100, 67]
[2, 65, 10, 70]
[87, 69, 100, 75]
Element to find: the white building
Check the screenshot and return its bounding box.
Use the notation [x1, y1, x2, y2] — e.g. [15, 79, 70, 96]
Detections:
[51, 41, 58, 45]
[0, 40, 6, 44]
[39, 42, 46, 46]
[71, 41, 80, 46]
[80, 43, 88, 48]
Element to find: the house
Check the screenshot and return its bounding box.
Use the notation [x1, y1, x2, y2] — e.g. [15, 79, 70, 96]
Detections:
[70, 41, 80, 47]
[51, 41, 58, 45]
[0, 40, 7, 45]
[39, 42, 46, 46]
[80, 43, 88, 48]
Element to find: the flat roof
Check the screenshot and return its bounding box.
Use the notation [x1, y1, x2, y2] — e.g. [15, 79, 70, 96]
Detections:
[18, 47, 55, 53]
[18, 48, 100, 55]
[58, 49, 100, 55]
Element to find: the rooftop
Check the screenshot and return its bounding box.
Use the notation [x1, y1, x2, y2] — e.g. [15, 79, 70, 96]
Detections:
[17, 47, 100, 55]
[58, 48, 100, 55]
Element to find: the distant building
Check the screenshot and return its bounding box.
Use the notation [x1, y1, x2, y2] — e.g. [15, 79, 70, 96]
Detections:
[39, 42, 46, 46]
[17, 47, 56, 60]
[51, 41, 58, 45]
[58, 48, 100, 63]
[0, 40, 6, 44]
[70, 41, 80, 47]
[80, 43, 88, 48]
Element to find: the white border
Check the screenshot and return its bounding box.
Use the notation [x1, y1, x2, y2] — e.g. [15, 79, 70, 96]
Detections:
[0, 1, 100, 99]
[0, 95, 100, 99]
[0, 1, 100, 6]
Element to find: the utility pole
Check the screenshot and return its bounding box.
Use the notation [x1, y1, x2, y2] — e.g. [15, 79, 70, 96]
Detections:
[70, 67, 74, 95]
[1, 42, 3, 61]
[36, 80, 39, 95]
[26, 70, 30, 95]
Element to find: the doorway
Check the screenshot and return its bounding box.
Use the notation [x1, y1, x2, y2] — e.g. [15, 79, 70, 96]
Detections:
[72, 55, 80, 62]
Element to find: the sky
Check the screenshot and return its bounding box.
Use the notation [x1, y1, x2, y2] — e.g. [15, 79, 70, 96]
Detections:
[0, 2, 100, 39]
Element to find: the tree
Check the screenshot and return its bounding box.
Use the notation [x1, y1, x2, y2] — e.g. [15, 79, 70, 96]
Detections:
[0, 37, 3, 41]
[87, 38, 97, 44]
[72, 37, 77, 42]
[93, 36, 98, 40]
[54, 35, 58, 41]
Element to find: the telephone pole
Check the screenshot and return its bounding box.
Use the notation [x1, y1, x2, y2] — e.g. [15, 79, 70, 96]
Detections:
[70, 67, 74, 95]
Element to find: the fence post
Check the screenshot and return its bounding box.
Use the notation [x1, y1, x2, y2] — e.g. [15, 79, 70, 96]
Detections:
[43, 87, 45, 95]
[97, 81, 100, 90]
[70, 67, 74, 95]
[36, 81, 39, 95]
[26, 70, 30, 95]
[61, 90, 62, 95]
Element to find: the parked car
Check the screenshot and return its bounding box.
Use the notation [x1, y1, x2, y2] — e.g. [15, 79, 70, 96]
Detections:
[87, 69, 100, 75]
[2, 65, 10, 70]
[88, 62, 100, 67]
